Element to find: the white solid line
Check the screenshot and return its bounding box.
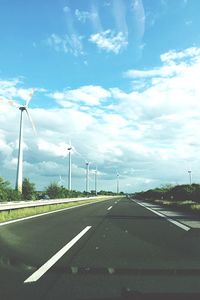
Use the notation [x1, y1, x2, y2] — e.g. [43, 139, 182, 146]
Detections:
[133, 200, 190, 231]
[24, 226, 92, 283]
[0, 199, 109, 227]
[107, 206, 113, 211]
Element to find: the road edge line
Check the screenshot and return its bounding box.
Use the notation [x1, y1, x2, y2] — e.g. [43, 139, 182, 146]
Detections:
[132, 199, 190, 231]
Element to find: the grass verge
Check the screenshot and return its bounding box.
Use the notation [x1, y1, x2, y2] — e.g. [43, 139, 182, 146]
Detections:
[0, 197, 110, 223]
[144, 198, 200, 215]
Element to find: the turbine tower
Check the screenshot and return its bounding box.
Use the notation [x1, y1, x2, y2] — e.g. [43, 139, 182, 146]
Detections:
[16, 90, 36, 192]
[94, 166, 98, 196]
[117, 172, 120, 194]
[188, 170, 192, 185]
[67, 143, 72, 190]
[86, 162, 90, 194]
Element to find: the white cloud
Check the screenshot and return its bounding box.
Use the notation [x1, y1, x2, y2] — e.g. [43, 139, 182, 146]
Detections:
[0, 131, 13, 157]
[63, 6, 70, 13]
[2, 47, 200, 192]
[112, 0, 128, 34]
[38, 141, 68, 157]
[185, 20, 192, 26]
[183, 0, 188, 6]
[46, 33, 84, 56]
[50, 85, 111, 106]
[89, 30, 128, 54]
[124, 48, 200, 79]
[124, 65, 180, 78]
[75, 9, 96, 23]
[131, 0, 145, 40]
[0, 78, 36, 104]
[160, 47, 200, 63]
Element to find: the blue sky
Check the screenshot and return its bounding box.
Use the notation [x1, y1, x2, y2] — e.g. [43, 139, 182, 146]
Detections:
[1, 0, 200, 192]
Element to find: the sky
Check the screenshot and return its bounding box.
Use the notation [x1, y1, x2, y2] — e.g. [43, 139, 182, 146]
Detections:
[1, 0, 200, 192]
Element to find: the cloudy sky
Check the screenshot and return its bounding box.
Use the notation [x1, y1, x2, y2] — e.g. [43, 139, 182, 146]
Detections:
[0, 0, 200, 192]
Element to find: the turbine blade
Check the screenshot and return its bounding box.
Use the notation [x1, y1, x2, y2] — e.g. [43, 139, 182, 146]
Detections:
[73, 146, 86, 161]
[26, 88, 35, 107]
[66, 136, 72, 151]
[25, 108, 37, 135]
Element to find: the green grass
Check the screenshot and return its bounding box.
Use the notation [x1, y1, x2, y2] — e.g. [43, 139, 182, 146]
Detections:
[191, 204, 200, 212]
[149, 198, 200, 214]
[0, 197, 110, 223]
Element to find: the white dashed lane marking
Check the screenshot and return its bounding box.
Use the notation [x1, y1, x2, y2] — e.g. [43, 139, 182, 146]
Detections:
[24, 226, 92, 283]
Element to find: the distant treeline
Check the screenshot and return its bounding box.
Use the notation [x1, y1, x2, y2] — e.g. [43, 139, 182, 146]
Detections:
[0, 177, 121, 202]
[134, 184, 200, 202]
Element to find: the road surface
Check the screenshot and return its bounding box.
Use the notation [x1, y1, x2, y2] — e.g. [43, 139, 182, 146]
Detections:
[1, 197, 200, 299]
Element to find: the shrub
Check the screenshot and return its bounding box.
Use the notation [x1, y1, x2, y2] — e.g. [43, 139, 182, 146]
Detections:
[22, 178, 36, 200]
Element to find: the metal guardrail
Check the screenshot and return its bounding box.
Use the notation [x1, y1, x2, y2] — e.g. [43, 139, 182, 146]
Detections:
[0, 196, 116, 212]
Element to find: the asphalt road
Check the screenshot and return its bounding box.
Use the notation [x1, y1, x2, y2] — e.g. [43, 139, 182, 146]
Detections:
[1, 197, 200, 299]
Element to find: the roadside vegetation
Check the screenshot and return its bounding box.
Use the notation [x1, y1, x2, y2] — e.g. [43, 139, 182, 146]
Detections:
[134, 184, 200, 214]
[0, 175, 121, 223]
[0, 176, 120, 202]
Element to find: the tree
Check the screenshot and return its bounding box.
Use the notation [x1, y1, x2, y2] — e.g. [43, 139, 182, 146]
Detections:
[45, 183, 64, 199]
[0, 177, 21, 202]
[22, 178, 36, 200]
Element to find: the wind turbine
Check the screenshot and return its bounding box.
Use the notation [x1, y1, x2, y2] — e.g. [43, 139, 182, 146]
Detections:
[187, 161, 192, 185]
[58, 175, 65, 186]
[116, 172, 120, 194]
[67, 140, 72, 191]
[67, 140, 89, 193]
[188, 170, 192, 185]
[15, 90, 36, 192]
[85, 161, 90, 194]
[0, 91, 36, 192]
[94, 166, 98, 196]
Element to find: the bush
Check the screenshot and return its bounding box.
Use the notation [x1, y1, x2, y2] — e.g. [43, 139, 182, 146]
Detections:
[6, 189, 21, 201]
[45, 183, 64, 199]
[45, 183, 88, 199]
[134, 184, 200, 203]
[0, 177, 21, 202]
[22, 178, 36, 200]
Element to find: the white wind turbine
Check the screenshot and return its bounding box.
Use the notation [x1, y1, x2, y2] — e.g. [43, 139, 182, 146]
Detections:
[67, 139, 72, 191]
[15, 90, 36, 192]
[66, 138, 81, 191]
[58, 175, 65, 186]
[85, 161, 90, 194]
[116, 171, 120, 194]
[66, 139, 89, 192]
[94, 165, 98, 196]
[0, 91, 36, 192]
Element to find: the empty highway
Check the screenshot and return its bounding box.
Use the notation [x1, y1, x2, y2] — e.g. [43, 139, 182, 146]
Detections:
[1, 197, 200, 299]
